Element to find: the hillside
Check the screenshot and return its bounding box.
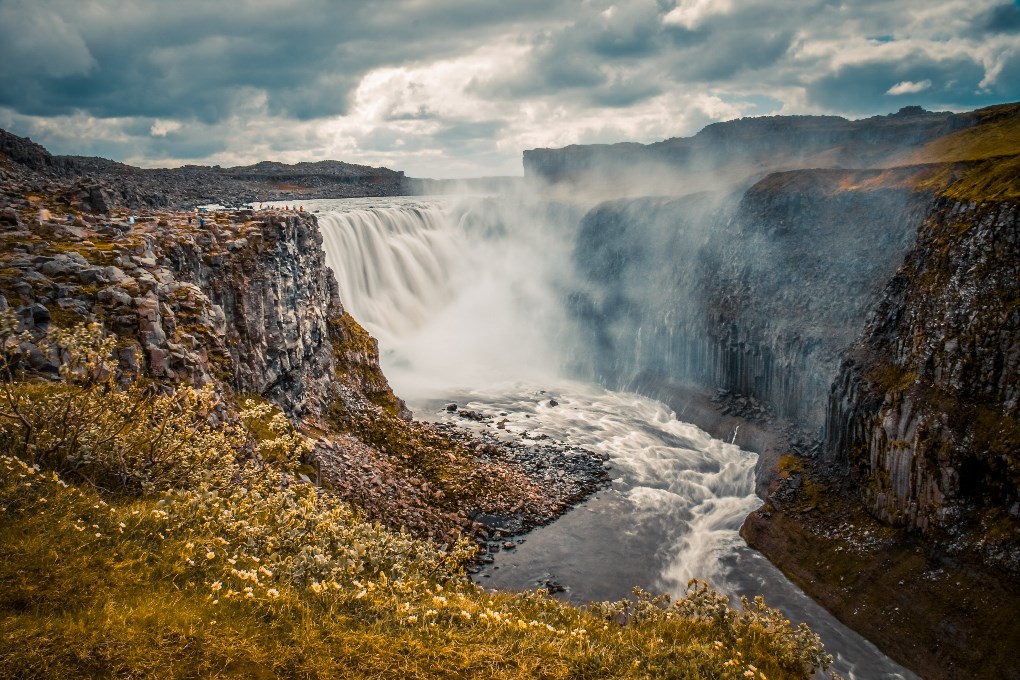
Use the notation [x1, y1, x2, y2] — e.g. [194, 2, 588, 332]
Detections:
[0, 127, 413, 210]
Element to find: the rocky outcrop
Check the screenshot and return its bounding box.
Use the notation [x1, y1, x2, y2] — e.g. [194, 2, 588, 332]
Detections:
[0, 204, 347, 420]
[825, 197, 1020, 566]
[160, 212, 346, 418]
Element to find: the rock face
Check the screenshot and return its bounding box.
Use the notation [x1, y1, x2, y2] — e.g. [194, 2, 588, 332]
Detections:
[159, 212, 347, 418]
[0, 206, 355, 420]
[826, 197, 1020, 566]
[571, 170, 931, 430]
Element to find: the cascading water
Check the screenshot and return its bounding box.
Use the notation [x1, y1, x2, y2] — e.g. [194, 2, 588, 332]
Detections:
[305, 196, 917, 680]
[319, 201, 460, 342]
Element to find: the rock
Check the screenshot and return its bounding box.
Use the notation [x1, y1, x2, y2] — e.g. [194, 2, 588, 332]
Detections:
[548, 398, 558, 407]
[118, 346, 141, 373]
[19, 341, 58, 373]
[86, 185, 109, 214]
[39, 259, 77, 276]
[0, 207, 20, 227]
[97, 286, 133, 308]
[542, 578, 566, 594]
[148, 346, 170, 375]
[15, 303, 49, 330]
[446, 403, 458, 412]
[139, 319, 167, 347]
[56, 298, 88, 318]
[78, 267, 108, 285]
[103, 266, 131, 284]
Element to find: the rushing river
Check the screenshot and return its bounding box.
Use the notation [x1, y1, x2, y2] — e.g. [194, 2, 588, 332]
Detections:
[293, 196, 918, 680]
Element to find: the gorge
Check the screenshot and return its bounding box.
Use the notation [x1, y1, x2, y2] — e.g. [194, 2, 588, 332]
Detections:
[312, 103, 1020, 678]
[1, 100, 1018, 679]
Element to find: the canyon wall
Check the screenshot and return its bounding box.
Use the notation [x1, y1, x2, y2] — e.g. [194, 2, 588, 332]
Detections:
[525, 107, 968, 197]
[826, 196, 1020, 564]
[570, 171, 931, 430]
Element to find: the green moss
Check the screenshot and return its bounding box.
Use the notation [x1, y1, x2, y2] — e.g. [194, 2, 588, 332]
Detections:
[328, 312, 403, 417]
[46, 305, 86, 328]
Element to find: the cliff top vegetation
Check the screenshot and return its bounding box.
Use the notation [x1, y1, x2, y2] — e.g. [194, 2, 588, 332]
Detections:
[0, 318, 834, 679]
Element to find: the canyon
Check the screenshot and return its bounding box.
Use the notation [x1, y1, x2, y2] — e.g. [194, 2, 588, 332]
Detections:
[2, 100, 1018, 678]
[534, 103, 1020, 679]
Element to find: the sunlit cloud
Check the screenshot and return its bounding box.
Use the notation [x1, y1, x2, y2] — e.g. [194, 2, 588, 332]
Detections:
[886, 79, 933, 95]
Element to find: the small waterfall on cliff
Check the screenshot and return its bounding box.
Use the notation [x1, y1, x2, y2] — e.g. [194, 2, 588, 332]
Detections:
[311, 195, 916, 680]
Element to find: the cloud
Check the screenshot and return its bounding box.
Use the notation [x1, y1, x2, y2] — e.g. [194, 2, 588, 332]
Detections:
[886, 79, 933, 95]
[0, 0, 96, 79]
[149, 120, 183, 137]
[976, 2, 1020, 33]
[0, 0, 1016, 178]
[662, 0, 734, 31]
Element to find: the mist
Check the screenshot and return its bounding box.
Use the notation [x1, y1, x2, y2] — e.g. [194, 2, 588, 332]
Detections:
[308, 174, 922, 678]
[317, 194, 590, 401]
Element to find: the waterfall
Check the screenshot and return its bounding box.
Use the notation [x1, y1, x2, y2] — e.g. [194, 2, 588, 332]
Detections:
[318, 203, 461, 345]
[312, 195, 916, 679]
[316, 196, 579, 399]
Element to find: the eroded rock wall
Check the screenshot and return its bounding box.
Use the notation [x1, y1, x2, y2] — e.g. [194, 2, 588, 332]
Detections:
[0, 200, 399, 422]
[160, 212, 344, 418]
[825, 198, 1020, 563]
[570, 172, 930, 430]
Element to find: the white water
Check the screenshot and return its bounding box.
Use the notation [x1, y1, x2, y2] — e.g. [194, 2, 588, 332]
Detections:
[317, 196, 577, 397]
[308, 196, 917, 680]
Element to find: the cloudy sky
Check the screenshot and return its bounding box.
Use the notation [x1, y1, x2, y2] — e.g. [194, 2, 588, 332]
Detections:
[1, 0, 1018, 178]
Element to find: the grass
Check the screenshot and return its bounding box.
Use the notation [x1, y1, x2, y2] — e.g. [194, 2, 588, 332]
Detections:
[0, 322, 833, 679]
[0, 453, 830, 680]
[895, 103, 1020, 201]
[906, 103, 1020, 165]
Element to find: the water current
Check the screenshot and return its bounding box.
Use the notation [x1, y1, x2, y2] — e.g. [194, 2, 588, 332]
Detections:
[299, 196, 919, 679]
